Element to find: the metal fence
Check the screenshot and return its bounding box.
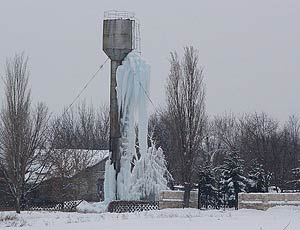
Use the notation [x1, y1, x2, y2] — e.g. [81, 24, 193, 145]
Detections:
[26, 200, 82, 212]
[0, 200, 15, 211]
[104, 10, 135, 20]
[0, 200, 82, 212]
[107, 200, 159, 213]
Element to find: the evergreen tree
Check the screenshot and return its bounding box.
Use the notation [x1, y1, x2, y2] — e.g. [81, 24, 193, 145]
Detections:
[247, 159, 271, 193]
[290, 161, 300, 191]
[197, 161, 218, 209]
[220, 152, 247, 209]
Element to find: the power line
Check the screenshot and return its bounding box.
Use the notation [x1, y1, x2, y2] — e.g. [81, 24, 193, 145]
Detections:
[59, 57, 160, 124]
[61, 57, 159, 118]
[134, 75, 162, 116]
[51, 58, 109, 145]
[134, 74, 164, 141]
[61, 58, 109, 118]
[59, 57, 160, 126]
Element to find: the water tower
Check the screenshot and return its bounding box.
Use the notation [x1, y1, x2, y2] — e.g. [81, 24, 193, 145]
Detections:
[103, 11, 141, 177]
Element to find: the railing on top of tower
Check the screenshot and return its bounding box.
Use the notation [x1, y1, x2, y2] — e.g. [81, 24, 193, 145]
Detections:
[104, 10, 141, 54]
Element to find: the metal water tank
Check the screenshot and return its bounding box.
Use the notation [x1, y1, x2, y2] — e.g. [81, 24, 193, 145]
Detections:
[103, 16, 133, 61]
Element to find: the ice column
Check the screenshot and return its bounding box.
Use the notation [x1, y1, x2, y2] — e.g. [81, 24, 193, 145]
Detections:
[116, 51, 150, 200]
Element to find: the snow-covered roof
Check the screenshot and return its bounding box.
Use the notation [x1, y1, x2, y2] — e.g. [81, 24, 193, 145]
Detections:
[87, 150, 109, 167]
[49, 149, 109, 168]
[26, 149, 109, 183]
[61, 149, 109, 168]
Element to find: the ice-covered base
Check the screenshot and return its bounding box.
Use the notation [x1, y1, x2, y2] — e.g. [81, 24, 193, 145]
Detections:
[129, 145, 169, 201]
[104, 144, 169, 202]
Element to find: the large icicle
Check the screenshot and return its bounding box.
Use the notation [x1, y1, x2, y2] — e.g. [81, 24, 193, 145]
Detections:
[116, 51, 150, 200]
[103, 159, 116, 202]
[103, 51, 170, 203]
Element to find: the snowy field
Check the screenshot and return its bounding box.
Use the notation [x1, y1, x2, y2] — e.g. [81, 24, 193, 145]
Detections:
[1, 206, 300, 230]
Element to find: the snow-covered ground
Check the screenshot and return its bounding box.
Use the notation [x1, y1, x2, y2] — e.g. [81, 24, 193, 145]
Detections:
[1, 206, 300, 230]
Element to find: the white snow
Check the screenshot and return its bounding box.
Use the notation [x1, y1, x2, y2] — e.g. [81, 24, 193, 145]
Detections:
[1, 206, 300, 229]
[86, 150, 109, 167]
[76, 200, 108, 213]
[240, 200, 264, 204]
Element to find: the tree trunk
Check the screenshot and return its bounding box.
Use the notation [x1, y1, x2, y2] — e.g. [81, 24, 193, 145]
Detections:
[235, 192, 238, 210]
[16, 197, 21, 214]
[197, 185, 201, 209]
[183, 183, 191, 208]
[223, 192, 226, 211]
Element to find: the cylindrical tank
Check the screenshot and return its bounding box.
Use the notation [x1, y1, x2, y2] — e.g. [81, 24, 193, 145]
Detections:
[103, 19, 133, 61]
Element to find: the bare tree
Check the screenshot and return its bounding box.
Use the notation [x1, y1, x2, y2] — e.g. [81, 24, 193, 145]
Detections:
[281, 115, 300, 188]
[95, 103, 109, 150]
[166, 46, 206, 207]
[283, 115, 300, 167]
[206, 113, 240, 166]
[51, 102, 109, 150]
[238, 112, 287, 189]
[0, 54, 50, 213]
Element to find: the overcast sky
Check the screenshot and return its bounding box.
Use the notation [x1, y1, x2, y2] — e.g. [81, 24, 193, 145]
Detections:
[0, 0, 299, 122]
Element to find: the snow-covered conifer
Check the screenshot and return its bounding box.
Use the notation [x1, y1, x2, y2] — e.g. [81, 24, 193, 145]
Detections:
[290, 161, 300, 191]
[219, 152, 246, 209]
[197, 162, 218, 209]
[247, 159, 271, 193]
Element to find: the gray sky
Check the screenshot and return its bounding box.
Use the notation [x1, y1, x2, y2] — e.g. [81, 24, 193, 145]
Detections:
[0, 0, 299, 122]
